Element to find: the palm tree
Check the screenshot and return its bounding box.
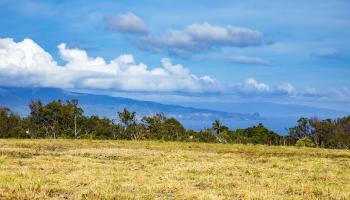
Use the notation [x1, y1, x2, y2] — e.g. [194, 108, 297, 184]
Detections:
[212, 120, 223, 134]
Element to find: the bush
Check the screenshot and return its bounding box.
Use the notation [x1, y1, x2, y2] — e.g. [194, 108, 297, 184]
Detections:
[295, 137, 316, 148]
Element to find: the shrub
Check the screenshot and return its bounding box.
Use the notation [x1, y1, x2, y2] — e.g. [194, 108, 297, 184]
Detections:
[295, 137, 316, 148]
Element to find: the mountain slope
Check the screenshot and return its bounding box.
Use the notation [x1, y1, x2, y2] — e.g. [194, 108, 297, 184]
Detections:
[180, 101, 349, 134]
[180, 101, 348, 118]
[2, 86, 348, 134]
[0, 86, 260, 125]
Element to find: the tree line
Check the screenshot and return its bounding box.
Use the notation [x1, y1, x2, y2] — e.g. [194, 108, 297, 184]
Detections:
[288, 117, 350, 149]
[0, 99, 349, 149]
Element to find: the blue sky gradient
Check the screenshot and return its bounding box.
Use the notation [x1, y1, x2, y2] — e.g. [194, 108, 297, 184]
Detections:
[0, 0, 349, 111]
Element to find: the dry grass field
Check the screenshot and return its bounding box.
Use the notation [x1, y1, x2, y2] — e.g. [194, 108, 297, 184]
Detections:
[0, 139, 349, 200]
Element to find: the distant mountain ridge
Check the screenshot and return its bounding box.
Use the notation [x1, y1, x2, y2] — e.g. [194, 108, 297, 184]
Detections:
[1, 86, 348, 134]
[0, 86, 261, 123]
[180, 101, 348, 118]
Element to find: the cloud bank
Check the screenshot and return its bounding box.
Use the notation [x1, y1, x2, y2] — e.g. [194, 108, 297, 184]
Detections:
[104, 12, 148, 34]
[0, 37, 311, 100]
[228, 55, 269, 65]
[135, 22, 271, 56]
[0, 38, 215, 92]
[234, 78, 295, 96]
[311, 48, 344, 60]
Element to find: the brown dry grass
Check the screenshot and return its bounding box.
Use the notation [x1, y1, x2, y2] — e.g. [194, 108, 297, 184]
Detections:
[0, 139, 349, 199]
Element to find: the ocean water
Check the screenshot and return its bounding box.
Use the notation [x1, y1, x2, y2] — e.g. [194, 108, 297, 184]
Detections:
[180, 116, 298, 135]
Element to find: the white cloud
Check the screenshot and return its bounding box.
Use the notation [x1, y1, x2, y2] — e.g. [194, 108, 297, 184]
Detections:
[228, 55, 269, 65]
[104, 12, 148, 34]
[305, 87, 317, 94]
[0, 38, 216, 92]
[331, 87, 350, 100]
[240, 78, 270, 93]
[235, 78, 295, 96]
[187, 23, 263, 46]
[311, 48, 344, 60]
[1, 38, 327, 101]
[276, 83, 295, 94]
[137, 22, 270, 56]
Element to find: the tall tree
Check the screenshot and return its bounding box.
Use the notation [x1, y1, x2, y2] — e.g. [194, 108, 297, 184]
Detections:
[288, 117, 314, 140]
[212, 120, 228, 134]
[117, 108, 138, 140]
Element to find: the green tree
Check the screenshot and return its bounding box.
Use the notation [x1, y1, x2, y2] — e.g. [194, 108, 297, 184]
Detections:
[211, 120, 228, 134]
[117, 108, 139, 140]
[142, 113, 167, 139]
[295, 137, 316, 148]
[239, 123, 281, 145]
[288, 117, 314, 140]
[28, 99, 84, 138]
[0, 107, 25, 138]
[142, 113, 186, 141]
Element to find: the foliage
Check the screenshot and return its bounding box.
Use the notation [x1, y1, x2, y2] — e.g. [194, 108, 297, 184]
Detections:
[235, 123, 281, 145]
[0, 107, 27, 138]
[1, 99, 350, 149]
[295, 137, 316, 147]
[288, 116, 350, 149]
[141, 114, 186, 141]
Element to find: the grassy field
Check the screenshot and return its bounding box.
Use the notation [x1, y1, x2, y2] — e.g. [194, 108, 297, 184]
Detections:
[0, 139, 349, 200]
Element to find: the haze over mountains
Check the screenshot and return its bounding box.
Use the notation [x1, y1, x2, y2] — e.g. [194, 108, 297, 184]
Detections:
[0, 86, 348, 134]
[180, 101, 349, 134]
[0, 86, 260, 127]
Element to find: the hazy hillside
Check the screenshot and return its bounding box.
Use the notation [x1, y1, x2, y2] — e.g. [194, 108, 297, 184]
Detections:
[0, 86, 261, 129]
[1, 86, 348, 134]
[181, 101, 348, 118]
[180, 101, 349, 133]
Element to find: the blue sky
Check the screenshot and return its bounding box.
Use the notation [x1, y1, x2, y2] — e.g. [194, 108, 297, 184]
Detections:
[0, 0, 349, 111]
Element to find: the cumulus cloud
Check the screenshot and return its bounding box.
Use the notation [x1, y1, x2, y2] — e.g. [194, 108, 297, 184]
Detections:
[300, 87, 350, 101]
[136, 22, 270, 56]
[234, 78, 295, 96]
[311, 48, 344, 60]
[0, 37, 304, 99]
[104, 12, 148, 34]
[238, 78, 270, 93]
[276, 83, 295, 94]
[0, 38, 216, 92]
[331, 87, 350, 100]
[302, 87, 322, 97]
[228, 55, 269, 65]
